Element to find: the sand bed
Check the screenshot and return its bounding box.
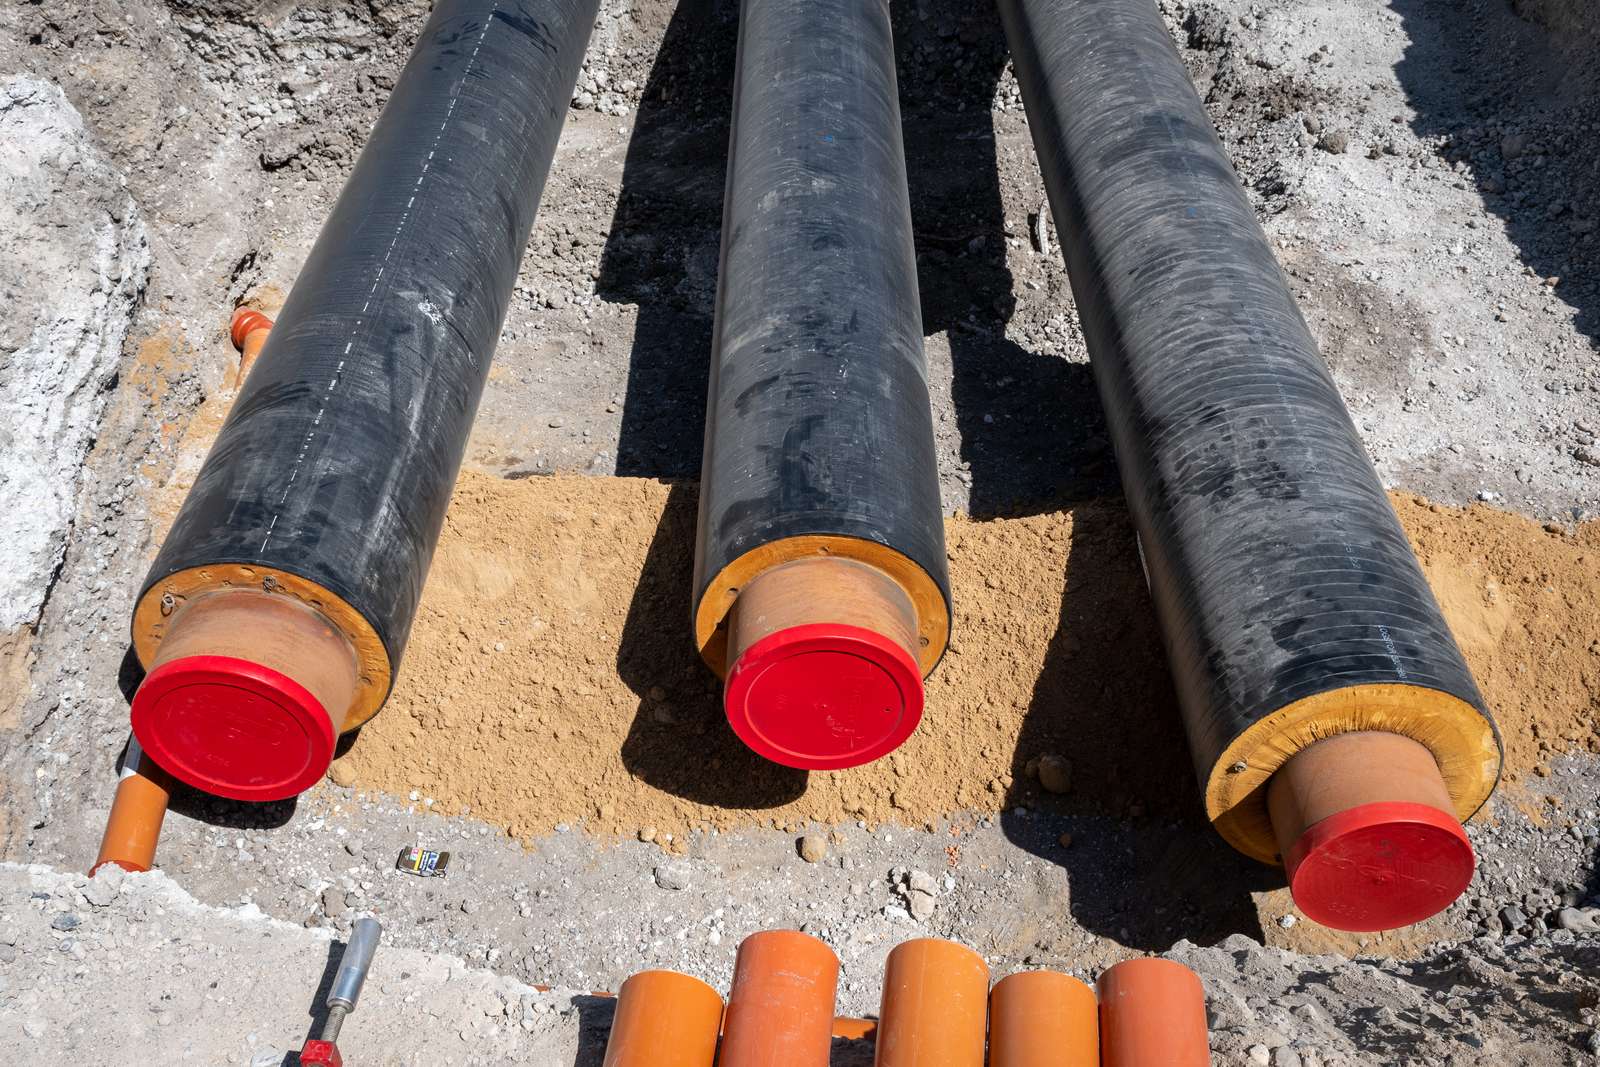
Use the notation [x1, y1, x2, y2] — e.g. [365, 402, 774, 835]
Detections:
[334, 472, 1600, 843]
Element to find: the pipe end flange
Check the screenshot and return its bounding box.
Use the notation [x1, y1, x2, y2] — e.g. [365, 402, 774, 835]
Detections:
[1284, 801, 1475, 931]
[131, 654, 334, 802]
[724, 623, 922, 770]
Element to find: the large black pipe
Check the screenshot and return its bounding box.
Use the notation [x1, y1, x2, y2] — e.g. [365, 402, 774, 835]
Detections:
[130, 0, 599, 800]
[997, 0, 1500, 925]
[692, 0, 949, 769]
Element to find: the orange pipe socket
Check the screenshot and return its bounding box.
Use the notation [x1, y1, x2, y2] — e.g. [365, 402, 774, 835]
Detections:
[601, 970, 724, 1067]
[90, 736, 172, 875]
[989, 970, 1100, 1067]
[720, 930, 839, 1066]
[723, 556, 925, 770]
[1097, 959, 1209, 1067]
[874, 938, 990, 1067]
[1267, 730, 1474, 931]
[230, 307, 273, 388]
[129, 588, 360, 802]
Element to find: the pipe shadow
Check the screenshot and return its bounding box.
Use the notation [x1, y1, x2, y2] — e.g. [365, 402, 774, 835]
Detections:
[597, 0, 738, 478]
[570, 993, 617, 1067]
[1392, 0, 1598, 349]
[891, 0, 1116, 520]
[831, 1034, 877, 1066]
[615, 481, 807, 808]
[992, 500, 1274, 949]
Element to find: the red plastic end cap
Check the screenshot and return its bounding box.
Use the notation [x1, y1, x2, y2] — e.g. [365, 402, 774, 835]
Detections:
[1284, 801, 1475, 932]
[130, 655, 334, 802]
[723, 623, 923, 770]
[229, 307, 273, 350]
[299, 1039, 343, 1067]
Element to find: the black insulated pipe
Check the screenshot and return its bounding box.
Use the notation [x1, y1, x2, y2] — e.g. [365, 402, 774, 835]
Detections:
[129, 0, 600, 802]
[692, 0, 950, 770]
[997, 0, 1500, 928]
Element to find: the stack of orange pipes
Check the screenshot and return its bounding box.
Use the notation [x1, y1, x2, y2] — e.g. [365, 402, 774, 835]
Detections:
[600, 932, 1211, 1066]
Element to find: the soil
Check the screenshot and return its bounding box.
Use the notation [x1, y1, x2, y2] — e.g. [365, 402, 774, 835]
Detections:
[336, 475, 1600, 846]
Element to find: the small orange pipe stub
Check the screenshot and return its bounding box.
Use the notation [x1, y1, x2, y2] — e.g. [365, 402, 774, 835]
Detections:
[91, 737, 172, 876]
[1097, 958, 1209, 1067]
[601, 970, 723, 1067]
[719, 930, 840, 1066]
[989, 970, 1100, 1067]
[1267, 731, 1474, 931]
[875, 938, 990, 1067]
[229, 307, 274, 387]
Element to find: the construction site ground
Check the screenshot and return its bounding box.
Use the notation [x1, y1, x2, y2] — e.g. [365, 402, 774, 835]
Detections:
[2, 0, 1598, 1063]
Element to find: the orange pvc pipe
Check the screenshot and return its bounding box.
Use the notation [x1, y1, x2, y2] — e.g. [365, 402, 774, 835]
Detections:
[719, 930, 839, 1066]
[230, 307, 273, 388]
[832, 1017, 876, 1041]
[874, 938, 990, 1067]
[601, 970, 723, 1067]
[1097, 959, 1210, 1067]
[989, 971, 1100, 1067]
[91, 737, 172, 875]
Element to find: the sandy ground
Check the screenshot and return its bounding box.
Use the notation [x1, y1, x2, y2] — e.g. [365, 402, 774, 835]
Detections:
[1, 0, 1599, 1063]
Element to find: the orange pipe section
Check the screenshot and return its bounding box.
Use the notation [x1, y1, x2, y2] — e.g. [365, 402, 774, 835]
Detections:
[91, 737, 172, 875]
[1097, 959, 1210, 1067]
[601, 970, 723, 1067]
[832, 1017, 875, 1041]
[719, 930, 839, 1066]
[875, 938, 990, 1067]
[230, 307, 273, 388]
[989, 970, 1100, 1067]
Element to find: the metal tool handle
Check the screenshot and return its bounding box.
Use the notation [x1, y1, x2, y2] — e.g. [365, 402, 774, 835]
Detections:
[328, 916, 381, 1013]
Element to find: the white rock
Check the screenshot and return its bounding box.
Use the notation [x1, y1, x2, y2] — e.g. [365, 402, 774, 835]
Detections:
[0, 77, 148, 630]
[653, 864, 690, 891]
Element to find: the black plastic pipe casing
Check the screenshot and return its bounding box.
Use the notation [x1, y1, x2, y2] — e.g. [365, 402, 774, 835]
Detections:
[141, 0, 598, 679]
[996, 0, 1494, 781]
[693, 0, 950, 635]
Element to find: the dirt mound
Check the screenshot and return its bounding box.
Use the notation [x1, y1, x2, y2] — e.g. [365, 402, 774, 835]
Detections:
[334, 472, 1600, 845]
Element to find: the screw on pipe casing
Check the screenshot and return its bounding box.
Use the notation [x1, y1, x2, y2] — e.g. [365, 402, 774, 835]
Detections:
[995, 0, 1500, 929]
[692, 0, 950, 770]
[129, 0, 603, 802]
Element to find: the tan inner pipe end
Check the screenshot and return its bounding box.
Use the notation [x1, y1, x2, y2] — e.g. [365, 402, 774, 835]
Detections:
[1266, 730, 1456, 859]
[727, 555, 920, 668]
[151, 588, 362, 733]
